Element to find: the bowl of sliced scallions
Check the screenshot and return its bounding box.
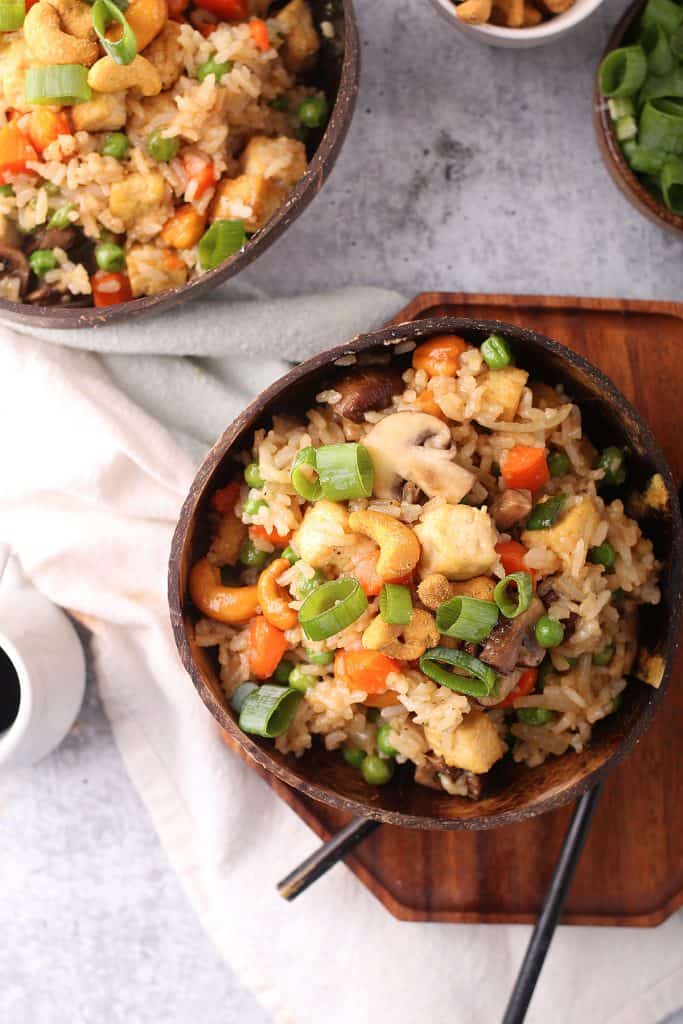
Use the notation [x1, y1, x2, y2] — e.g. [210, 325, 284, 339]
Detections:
[595, 0, 683, 233]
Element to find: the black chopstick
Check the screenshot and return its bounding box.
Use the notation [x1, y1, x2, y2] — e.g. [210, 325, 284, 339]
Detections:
[502, 783, 604, 1024]
[277, 817, 381, 901]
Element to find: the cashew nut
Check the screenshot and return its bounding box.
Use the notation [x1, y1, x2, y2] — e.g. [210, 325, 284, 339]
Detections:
[455, 0, 492, 22]
[189, 557, 258, 624]
[417, 573, 496, 611]
[256, 558, 297, 631]
[88, 54, 162, 95]
[24, 0, 99, 66]
[107, 0, 168, 53]
[362, 609, 439, 661]
[347, 510, 420, 581]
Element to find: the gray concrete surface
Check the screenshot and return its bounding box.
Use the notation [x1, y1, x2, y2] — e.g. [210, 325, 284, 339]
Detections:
[3, 0, 683, 1021]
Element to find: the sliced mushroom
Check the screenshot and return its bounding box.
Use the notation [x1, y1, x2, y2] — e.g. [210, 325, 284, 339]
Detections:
[414, 760, 483, 799]
[25, 284, 90, 306]
[27, 227, 78, 253]
[333, 367, 403, 423]
[0, 244, 29, 299]
[363, 411, 475, 502]
[479, 596, 545, 674]
[490, 488, 532, 530]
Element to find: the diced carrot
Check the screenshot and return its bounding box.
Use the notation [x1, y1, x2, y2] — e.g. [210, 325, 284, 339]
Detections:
[211, 481, 241, 514]
[26, 109, 70, 155]
[497, 668, 538, 709]
[183, 154, 217, 198]
[412, 335, 468, 378]
[335, 650, 400, 695]
[495, 540, 537, 588]
[250, 17, 270, 50]
[0, 122, 36, 180]
[194, 0, 247, 20]
[414, 388, 445, 420]
[501, 445, 549, 492]
[249, 524, 292, 549]
[161, 206, 205, 249]
[91, 271, 133, 308]
[354, 550, 383, 597]
[249, 615, 288, 679]
[364, 690, 401, 709]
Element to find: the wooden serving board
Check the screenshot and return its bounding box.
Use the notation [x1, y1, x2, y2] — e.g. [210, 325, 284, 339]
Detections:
[225, 293, 683, 926]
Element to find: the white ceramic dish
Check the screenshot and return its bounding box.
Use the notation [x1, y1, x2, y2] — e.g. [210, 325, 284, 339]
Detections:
[429, 0, 605, 47]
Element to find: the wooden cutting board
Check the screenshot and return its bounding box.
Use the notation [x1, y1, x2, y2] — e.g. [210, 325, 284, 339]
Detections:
[223, 293, 683, 926]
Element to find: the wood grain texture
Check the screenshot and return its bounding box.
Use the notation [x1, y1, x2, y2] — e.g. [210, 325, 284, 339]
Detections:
[171, 293, 683, 925]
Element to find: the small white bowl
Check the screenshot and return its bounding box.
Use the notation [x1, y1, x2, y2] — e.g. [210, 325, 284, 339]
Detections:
[429, 0, 605, 47]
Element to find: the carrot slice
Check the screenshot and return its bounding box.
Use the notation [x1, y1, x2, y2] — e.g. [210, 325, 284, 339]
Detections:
[495, 541, 537, 588]
[250, 17, 269, 50]
[501, 446, 549, 491]
[497, 668, 538, 709]
[412, 335, 468, 377]
[249, 524, 292, 549]
[91, 271, 132, 308]
[0, 122, 36, 179]
[335, 649, 400, 695]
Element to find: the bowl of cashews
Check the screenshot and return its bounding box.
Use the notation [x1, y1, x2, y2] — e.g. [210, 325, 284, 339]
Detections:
[429, 0, 605, 47]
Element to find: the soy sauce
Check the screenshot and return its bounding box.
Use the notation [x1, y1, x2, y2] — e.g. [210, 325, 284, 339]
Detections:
[0, 646, 21, 731]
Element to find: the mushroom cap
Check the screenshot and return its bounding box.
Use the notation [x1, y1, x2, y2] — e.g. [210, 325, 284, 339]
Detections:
[0, 244, 29, 298]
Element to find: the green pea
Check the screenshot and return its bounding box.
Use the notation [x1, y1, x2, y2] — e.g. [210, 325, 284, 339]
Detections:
[197, 56, 232, 84]
[480, 333, 512, 370]
[47, 203, 76, 229]
[0, 184, 14, 196]
[588, 542, 616, 569]
[516, 707, 553, 726]
[274, 659, 294, 683]
[548, 450, 570, 478]
[304, 648, 334, 665]
[147, 129, 180, 163]
[95, 241, 125, 272]
[343, 746, 365, 768]
[592, 644, 615, 666]
[288, 666, 313, 693]
[244, 497, 268, 516]
[598, 446, 627, 486]
[239, 538, 269, 568]
[361, 754, 394, 786]
[102, 131, 130, 160]
[535, 615, 565, 649]
[29, 249, 58, 277]
[376, 722, 398, 757]
[297, 95, 329, 128]
[282, 545, 299, 564]
[244, 462, 263, 489]
[296, 569, 326, 599]
[268, 94, 289, 111]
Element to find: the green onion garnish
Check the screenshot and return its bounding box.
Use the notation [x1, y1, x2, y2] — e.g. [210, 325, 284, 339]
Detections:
[642, 0, 683, 36]
[230, 681, 258, 714]
[287, 666, 313, 692]
[599, 46, 648, 97]
[588, 541, 616, 568]
[238, 684, 302, 738]
[197, 55, 232, 83]
[25, 64, 92, 105]
[315, 443, 374, 501]
[615, 114, 637, 142]
[671, 25, 683, 58]
[608, 96, 635, 120]
[592, 644, 615, 666]
[379, 583, 413, 626]
[640, 23, 675, 75]
[298, 577, 368, 641]
[661, 156, 683, 214]
[0, 0, 25, 32]
[419, 646, 497, 697]
[47, 203, 76, 229]
[291, 446, 322, 501]
[436, 595, 499, 643]
[597, 446, 627, 486]
[516, 707, 553, 726]
[622, 142, 667, 175]
[281, 545, 299, 564]
[526, 494, 568, 530]
[493, 572, 533, 619]
[481, 333, 512, 370]
[92, 0, 137, 65]
[304, 648, 334, 665]
[197, 219, 247, 270]
[640, 98, 683, 155]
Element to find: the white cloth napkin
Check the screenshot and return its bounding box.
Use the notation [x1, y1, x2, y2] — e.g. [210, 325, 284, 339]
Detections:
[1, 285, 682, 1024]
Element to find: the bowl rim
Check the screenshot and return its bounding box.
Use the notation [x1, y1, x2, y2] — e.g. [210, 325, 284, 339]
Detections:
[428, 0, 605, 43]
[593, 0, 683, 237]
[169, 315, 683, 830]
[0, 0, 360, 330]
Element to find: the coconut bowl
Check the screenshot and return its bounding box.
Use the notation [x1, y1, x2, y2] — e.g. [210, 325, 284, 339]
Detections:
[168, 316, 682, 830]
[0, 0, 359, 330]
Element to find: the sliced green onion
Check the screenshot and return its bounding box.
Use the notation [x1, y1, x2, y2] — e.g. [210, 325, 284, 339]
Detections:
[526, 494, 568, 530]
[0, 1, 25, 31]
[640, 98, 683, 156]
[295, 568, 326, 600]
[230, 681, 258, 714]
[588, 542, 616, 569]
[592, 644, 615, 666]
[615, 115, 637, 142]
[47, 203, 76, 229]
[380, 583, 412, 626]
[304, 648, 334, 665]
[197, 55, 232, 83]
[436, 595, 499, 642]
[639, 23, 675, 76]
[639, 66, 683, 105]
[25, 64, 92, 105]
[516, 707, 553, 726]
[622, 141, 667, 175]
[287, 666, 313, 692]
[547, 449, 570, 478]
[244, 462, 263, 488]
[316, 443, 374, 501]
[661, 156, 683, 214]
[298, 577, 368, 641]
[608, 96, 635, 121]
[493, 572, 533, 619]
[597, 446, 627, 486]
[92, 0, 137, 65]
[481, 333, 511, 370]
[419, 646, 497, 697]
[343, 746, 365, 768]
[282, 545, 299, 564]
[197, 219, 246, 270]
[598, 46, 647, 98]
[238, 684, 302, 738]
[274, 659, 294, 683]
[671, 25, 683, 58]
[290, 446, 322, 501]
[642, 0, 683, 35]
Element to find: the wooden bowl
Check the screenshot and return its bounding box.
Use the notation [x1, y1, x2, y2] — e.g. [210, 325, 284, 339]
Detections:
[594, 0, 683, 236]
[168, 316, 682, 830]
[0, 0, 359, 330]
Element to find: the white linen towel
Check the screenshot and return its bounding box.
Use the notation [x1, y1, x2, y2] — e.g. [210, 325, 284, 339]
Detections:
[1, 283, 682, 1024]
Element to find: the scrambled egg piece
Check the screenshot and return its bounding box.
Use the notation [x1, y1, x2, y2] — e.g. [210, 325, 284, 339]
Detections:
[415, 503, 498, 580]
[292, 500, 374, 574]
[425, 710, 505, 774]
[478, 367, 528, 422]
